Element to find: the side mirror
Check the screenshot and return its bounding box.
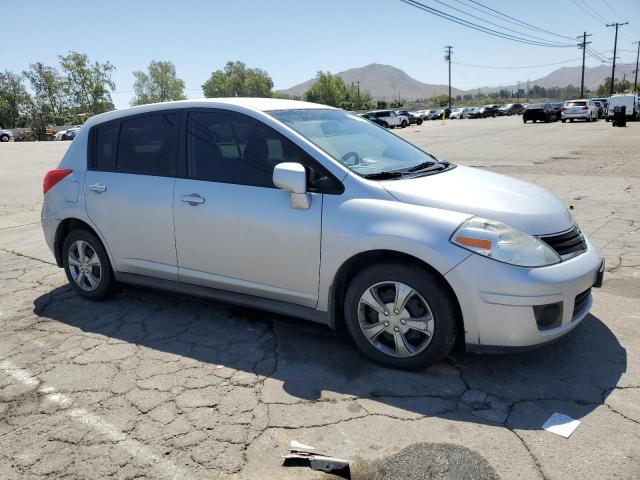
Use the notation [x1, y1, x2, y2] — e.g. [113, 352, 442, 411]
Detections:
[273, 162, 311, 210]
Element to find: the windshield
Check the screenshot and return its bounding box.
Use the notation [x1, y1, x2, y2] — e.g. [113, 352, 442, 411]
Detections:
[270, 109, 445, 177]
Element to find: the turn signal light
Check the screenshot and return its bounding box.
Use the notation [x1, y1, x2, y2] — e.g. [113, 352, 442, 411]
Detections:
[43, 169, 72, 194]
[455, 236, 492, 250]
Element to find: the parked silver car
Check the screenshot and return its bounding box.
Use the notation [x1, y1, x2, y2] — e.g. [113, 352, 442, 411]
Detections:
[41, 98, 604, 368]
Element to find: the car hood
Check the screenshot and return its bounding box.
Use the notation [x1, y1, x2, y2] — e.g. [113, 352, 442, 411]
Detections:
[382, 165, 573, 235]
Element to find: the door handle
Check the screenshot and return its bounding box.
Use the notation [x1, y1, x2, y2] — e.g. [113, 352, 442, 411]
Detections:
[88, 183, 106, 193]
[180, 193, 205, 206]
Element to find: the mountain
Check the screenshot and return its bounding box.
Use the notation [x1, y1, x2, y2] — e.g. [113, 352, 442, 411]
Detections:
[279, 63, 465, 101]
[280, 62, 637, 100]
[470, 62, 636, 95]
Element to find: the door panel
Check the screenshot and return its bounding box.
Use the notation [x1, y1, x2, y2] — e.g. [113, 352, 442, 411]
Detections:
[85, 171, 178, 280]
[174, 179, 322, 307]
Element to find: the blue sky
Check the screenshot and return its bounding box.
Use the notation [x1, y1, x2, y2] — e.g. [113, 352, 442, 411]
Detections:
[3, 0, 639, 108]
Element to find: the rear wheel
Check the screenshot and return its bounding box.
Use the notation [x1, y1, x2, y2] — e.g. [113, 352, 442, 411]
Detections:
[63, 229, 118, 300]
[381, 121, 389, 128]
[344, 262, 458, 369]
[401, 120, 408, 128]
[0, 134, 9, 142]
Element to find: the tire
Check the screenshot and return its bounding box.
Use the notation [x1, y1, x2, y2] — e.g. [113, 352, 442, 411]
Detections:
[381, 121, 389, 128]
[507, 111, 512, 116]
[401, 120, 408, 128]
[561, 119, 566, 123]
[523, 119, 527, 124]
[344, 262, 458, 369]
[416, 119, 423, 125]
[62, 229, 118, 300]
[570, 119, 574, 123]
[0, 134, 9, 142]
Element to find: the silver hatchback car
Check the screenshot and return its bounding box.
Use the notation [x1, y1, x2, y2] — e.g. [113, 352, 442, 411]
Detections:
[41, 98, 604, 368]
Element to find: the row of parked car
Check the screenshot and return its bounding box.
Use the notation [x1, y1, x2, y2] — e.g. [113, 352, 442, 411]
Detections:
[357, 93, 639, 129]
[0, 125, 82, 143]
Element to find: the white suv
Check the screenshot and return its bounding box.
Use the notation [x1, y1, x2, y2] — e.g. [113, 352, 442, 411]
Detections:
[560, 100, 598, 122]
[42, 98, 603, 368]
[367, 109, 410, 128]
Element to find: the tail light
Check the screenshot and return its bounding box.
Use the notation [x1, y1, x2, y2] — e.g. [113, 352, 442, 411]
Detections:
[43, 169, 72, 194]
[581, 106, 588, 110]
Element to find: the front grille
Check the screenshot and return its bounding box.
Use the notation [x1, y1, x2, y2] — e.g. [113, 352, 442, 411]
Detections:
[539, 226, 587, 258]
[572, 288, 591, 318]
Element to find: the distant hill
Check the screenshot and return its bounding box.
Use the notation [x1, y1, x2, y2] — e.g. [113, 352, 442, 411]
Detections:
[470, 62, 636, 94]
[279, 63, 465, 101]
[280, 62, 637, 101]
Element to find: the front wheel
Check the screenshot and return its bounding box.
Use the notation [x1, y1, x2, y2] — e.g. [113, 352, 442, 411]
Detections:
[401, 120, 408, 128]
[344, 263, 458, 369]
[63, 229, 118, 300]
[381, 121, 389, 128]
[416, 119, 423, 125]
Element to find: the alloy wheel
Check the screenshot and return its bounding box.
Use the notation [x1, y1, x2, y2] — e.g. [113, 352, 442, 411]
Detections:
[67, 240, 102, 292]
[358, 281, 435, 358]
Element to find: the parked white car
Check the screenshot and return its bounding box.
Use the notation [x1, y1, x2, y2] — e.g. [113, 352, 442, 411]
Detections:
[606, 94, 639, 121]
[367, 109, 410, 128]
[449, 107, 473, 119]
[560, 100, 598, 122]
[41, 98, 604, 369]
[0, 128, 13, 142]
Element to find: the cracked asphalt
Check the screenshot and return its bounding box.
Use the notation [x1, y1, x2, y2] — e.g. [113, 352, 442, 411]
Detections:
[0, 117, 638, 479]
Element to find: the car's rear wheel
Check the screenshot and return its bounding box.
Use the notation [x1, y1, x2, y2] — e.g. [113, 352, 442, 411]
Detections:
[0, 134, 9, 142]
[381, 121, 389, 128]
[401, 120, 408, 128]
[344, 262, 458, 369]
[63, 229, 118, 300]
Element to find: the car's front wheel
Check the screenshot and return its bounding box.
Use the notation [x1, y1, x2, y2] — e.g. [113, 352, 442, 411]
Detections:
[63, 229, 118, 300]
[344, 263, 458, 369]
[0, 134, 10, 142]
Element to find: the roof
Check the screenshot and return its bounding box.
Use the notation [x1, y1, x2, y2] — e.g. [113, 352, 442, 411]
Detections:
[83, 97, 334, 128]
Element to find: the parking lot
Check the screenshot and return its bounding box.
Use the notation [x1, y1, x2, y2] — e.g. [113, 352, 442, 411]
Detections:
[0, 115, 638, 479]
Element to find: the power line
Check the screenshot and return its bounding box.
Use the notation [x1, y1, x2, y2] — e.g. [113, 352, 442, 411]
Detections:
[600, 0, 620, 19]
[427, 0, 574, 45]
[461, 0, 576, 41]
[579, 0, 609, 24]
[398, 0, 575, 47]
[452, 57, 584, 69]
[570, 0, 605, 24]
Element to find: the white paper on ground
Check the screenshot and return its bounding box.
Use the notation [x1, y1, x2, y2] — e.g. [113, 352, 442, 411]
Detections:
[290, 440, 316, 451]
[542, 412, 581, 438]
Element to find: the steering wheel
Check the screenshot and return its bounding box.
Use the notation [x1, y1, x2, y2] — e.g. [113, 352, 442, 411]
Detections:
[341, 151, 361, 166]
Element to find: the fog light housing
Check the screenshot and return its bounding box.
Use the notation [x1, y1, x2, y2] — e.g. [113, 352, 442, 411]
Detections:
[533, 302, 563, 331]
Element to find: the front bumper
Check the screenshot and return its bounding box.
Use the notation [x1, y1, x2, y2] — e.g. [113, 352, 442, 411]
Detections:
[445, 237, 603, 349]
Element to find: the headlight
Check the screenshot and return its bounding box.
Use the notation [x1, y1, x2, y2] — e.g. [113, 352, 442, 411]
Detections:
[451, 217, 561, 267]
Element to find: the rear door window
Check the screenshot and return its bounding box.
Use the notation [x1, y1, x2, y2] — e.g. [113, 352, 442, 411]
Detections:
[116, 113, 177, 176]
[93, 121, 119, 171]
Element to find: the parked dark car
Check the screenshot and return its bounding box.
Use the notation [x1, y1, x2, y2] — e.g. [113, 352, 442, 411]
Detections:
[522, 103, 560, 123]
[478, 105, 499, 118]
[429, 108, 451, 119]
[467, 107, 482, 119]
[498, 103, 525, 116]
[395, 110, 423, 125]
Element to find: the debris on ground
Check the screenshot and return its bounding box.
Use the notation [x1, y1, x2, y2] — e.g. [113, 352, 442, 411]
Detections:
[283, 440, 350, 477]
[542, 412, 581, 438]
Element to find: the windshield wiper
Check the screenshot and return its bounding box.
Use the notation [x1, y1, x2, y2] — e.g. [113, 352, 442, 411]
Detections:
[406, 161, 449, 174]
[405, 161, 436, 172]
[362, 171, 405, 180]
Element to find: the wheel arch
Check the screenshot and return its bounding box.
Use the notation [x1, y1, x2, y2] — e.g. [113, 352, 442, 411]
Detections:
[328, 249, 464, 343]
[54, 217, 113, 269]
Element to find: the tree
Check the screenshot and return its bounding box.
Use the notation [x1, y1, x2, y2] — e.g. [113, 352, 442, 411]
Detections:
[595, 77, 631, 96]
[302, 72, 372, 110]
[0, 70, 31, 128]
[59, 51, 115, 115]
[202, 61, 273, 98]
[131, 61, 186, 106]
[23, 62, 68, 126]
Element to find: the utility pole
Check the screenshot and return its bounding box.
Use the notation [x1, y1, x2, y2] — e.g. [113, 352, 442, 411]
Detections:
[444, 46, 453, 109]
[356, 81, 360, 107]
[634, 41, 640, 93]
[606, 22, 628, 95]
[577, 32, 592, 98]
[517, 80, 520, 102]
